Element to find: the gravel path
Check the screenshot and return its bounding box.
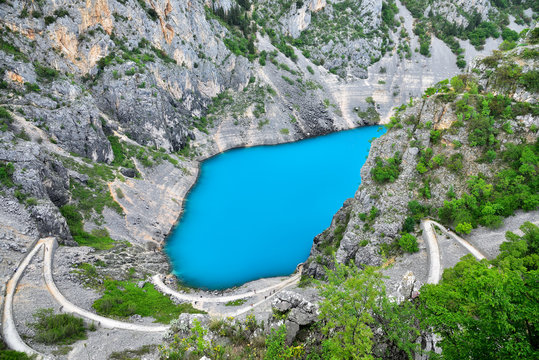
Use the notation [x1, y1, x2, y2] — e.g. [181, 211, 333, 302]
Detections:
[1, 239, 48, 359]
[422, 219, 486, 284]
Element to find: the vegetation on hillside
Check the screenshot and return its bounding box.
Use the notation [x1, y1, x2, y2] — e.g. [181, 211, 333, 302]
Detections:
[93, 279, 205, 324]
[401, 0, 537, 68]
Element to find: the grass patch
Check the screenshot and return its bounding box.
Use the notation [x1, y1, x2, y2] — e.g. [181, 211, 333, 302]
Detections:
[225, 299, 247, 307]
[60, 205, 116, 250]
[93, 280, 206, 323]
[0, 339, 31, 359]
[109, 345, 157, 360]
[29, 309, 87, 345]
[0, 106, 13, 132]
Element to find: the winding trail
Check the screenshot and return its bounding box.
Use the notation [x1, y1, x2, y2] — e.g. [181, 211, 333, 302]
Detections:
[41, 238, 169, 332]
[2, 237, 301, 357]
[3, 219, 487, 358]
[151, 271, 301, 304]
[421, 219, 486, 284]
[2, 240, 47, 359]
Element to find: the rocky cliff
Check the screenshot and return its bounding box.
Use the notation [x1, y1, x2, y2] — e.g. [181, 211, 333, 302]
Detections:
[304, 32, 538, 279]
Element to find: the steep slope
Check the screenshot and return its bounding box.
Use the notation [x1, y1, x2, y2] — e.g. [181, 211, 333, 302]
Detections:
[304, 30, 538, 279]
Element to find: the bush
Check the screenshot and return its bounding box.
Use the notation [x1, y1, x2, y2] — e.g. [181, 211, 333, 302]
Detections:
[0, 162, 15, 187]
[371, 152, 402, 183]
[402, 217, 415, 233]
[0, 107, 13, 131]
[30, 308, 86, 345]
[398, 233, 419, 253]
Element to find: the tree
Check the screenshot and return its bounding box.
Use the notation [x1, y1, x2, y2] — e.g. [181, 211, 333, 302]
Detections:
[318, 263, 423, 359]
[420, 223, 539, 359]
[317, 264, 384, 359]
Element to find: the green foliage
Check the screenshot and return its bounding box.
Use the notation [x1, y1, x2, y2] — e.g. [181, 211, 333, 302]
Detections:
[0, 162, 15, 188]
[493, 221, 538, 272]
[317, 265, 382, 359]
[264, 325, 304, 359]
[439, 140, 539, 232]
[60, 205, 116, 250]
[0, 107, 13, 132]
[160, 319, 225, 359]
[450, 76, 465, 92]
[371, 152, 402, 183]
[317, 262, 422, 359]
[93, 279, 205, 323]
[402, 216, 415, 233]
[429, 130, 441, 144]
[108, 136, 127, 166]
[398, 233, 419, 253]
[0, 340, 31, 360]
[455, 222, 472, 234]
[519, 70, 539, 93]
[109, 345, 156, 360]
[501, 28, 519, 42]
[0, 38, 29, 62]
[34, 62, 58, 82]
[30, 308, 86, 345]
[25, 82, 40, 93]
[44, 15, 56, 25]
[225, 299, 247, 306]
[420, 223, 539, 359]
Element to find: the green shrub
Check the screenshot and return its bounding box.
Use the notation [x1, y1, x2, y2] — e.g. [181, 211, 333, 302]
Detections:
[455, 222, 473, 234]
[30, 309, 86, 345]
[44, 15, 56, 25]
[25, 82, 40, 92]
[398, 233, 419, 253]
[519, 71, 539, 93]
[371, 152, 402, 183]
[0, 162, 15, 187]
[402, 217, 415, 233]
[0, 107, 13, 131]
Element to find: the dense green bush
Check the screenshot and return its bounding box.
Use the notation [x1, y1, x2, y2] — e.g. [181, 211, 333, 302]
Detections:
[30, 308, 86, 345]
[371, 152, 402, 183]
[0, 339, 31, 360]
[0, 107, 13, 131]
[34, 61, 59, 81]
[398, 233, 419, 253]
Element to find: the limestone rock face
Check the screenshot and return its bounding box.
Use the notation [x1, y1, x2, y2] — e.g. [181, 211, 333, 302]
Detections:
[272, 291, 319, 342]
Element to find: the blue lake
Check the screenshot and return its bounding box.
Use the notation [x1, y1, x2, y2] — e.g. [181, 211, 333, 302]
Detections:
[165, 126, 384, 289]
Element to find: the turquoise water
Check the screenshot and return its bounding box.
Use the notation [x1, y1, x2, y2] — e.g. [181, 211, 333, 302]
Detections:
[165, 126, 384, 289]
